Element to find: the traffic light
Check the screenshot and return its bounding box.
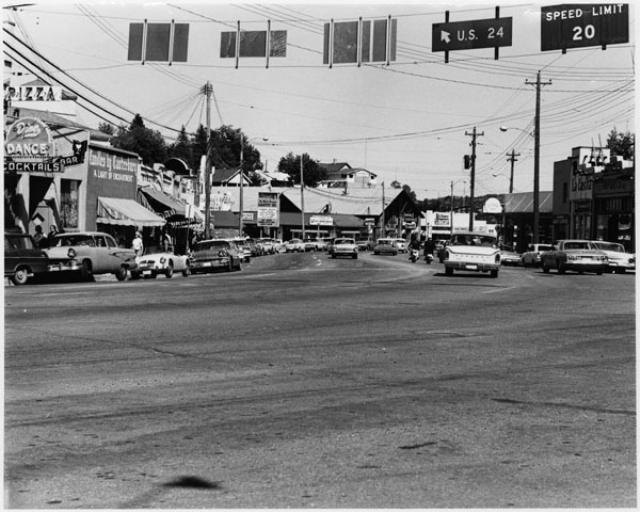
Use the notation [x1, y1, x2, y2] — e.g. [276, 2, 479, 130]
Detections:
[463, 155, 471, 169]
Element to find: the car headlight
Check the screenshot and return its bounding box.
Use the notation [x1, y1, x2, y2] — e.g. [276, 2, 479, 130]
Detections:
[567, 254, 578, 261]
[160, 257, 166, 264]
[67, 248, 76, 259]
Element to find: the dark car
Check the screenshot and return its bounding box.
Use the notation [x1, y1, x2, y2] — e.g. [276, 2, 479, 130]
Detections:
[5, 232, 79, 285]
[190, 239, 242, 274]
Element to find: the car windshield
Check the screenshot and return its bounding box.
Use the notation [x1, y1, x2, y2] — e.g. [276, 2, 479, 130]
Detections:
[195, 241, 228, 251]
[563, 242, 590, 250]
[537, 245, 553, 251]
[593, 242, 624, 252]
[451, 234, 497, 247]
[6, 235, 36, 250]
[377, 239, 392, 245]
[335, 238, 354, 245]
[289, 239, 302, 243]
[53, 235, 95, 247]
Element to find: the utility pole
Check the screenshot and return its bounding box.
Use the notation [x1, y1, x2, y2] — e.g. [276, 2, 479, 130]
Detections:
[203, 81, 213, 239]
[506, 149, 520, 194]
[239, 135, 244, 236]
[381, 181, 386, 239]
[464, 126, 484, 231]
[526, 70, 551, 244]
[300, 154, 305, 240]
[449, 180, 454, 237]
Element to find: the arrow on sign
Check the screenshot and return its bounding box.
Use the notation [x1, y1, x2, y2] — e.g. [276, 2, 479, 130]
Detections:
[441, 30, 451, 43]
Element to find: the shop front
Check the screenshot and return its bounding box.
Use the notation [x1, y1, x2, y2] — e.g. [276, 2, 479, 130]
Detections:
[593, 167, 635, 251]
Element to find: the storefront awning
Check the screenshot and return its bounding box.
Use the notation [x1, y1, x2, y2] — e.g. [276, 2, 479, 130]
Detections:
[139, 187, 186, 218]
[97, 196, 165, 227]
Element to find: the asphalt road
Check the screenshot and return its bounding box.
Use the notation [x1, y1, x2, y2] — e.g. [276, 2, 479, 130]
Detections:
[4, 252, 636, 508]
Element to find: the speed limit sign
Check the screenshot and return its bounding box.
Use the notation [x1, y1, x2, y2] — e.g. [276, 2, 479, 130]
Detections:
[541, 3, 629, 52]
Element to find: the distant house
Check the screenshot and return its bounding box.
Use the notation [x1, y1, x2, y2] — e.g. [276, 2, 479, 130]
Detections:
[211, 166, 252, 186]
[317, 161, 378, 189]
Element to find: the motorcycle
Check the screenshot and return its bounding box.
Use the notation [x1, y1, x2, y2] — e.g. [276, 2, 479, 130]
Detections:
[409, 249, 420, 263]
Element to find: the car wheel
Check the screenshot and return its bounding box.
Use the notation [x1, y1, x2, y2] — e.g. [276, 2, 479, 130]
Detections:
[490, 269, 498, 278]
[352, 254, 357, 259]
[114, 266, 128, 281]
[374, 251, 379, 255]
[130, 271, 141, 280]
[182, 265, 190, 277]
[11, 266, 29, 285]
[165, 262, 174, 278]
[558, 262, 566, 274]
[596, 270, 603, 275]
[445, 267, 453, 276]
[80, 259, 93, 281]
[542, 263, 550, 273]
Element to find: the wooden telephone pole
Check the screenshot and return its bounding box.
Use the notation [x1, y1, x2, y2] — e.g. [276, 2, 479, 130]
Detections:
[465, 126, 484, 231]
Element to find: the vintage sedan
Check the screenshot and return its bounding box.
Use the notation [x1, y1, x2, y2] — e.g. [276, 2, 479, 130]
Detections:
[190, 239, 242, 274]
[443, 232, 501, 278]
[130, 252, 190, 279]
[373, 238, 399, 256]
[46, 232, 137, 281]
[231, 238, 252, 262]
[540, 240, 608, 275]
[5, 232, 79, 285]
[393, 238, 408, 254]
[330, 238, 358, 259]
[520, 243, 554, 267]
[499, 245, 522, 266]
[285, 238, 305, 252]
[591, 241, 634, 273]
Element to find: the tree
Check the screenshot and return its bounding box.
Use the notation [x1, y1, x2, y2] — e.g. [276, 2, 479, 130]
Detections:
[110, 114, 167, 166]
[277, 152, 326, 187]
[98, 122, 114, 136]
[607, 128, 634, 160]
[168, 125, 193, 166]
[209, 125, 262, 174]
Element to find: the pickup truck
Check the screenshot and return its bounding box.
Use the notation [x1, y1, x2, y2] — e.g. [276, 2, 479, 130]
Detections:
[540, 240, 608, 275]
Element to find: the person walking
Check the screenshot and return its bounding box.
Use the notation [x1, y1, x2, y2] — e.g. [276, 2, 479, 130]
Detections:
[132, 231, 144, 257]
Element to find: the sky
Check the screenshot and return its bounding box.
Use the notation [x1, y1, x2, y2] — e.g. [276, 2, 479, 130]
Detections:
[4, 0, 636, 199]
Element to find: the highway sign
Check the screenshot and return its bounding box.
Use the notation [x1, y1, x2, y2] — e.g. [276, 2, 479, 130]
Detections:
[432, 17, 512, 52]
[541, 4, 629, 51]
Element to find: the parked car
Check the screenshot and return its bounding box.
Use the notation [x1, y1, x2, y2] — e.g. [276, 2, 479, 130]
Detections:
[520, 243, 554, 267]
[540, 240, 608, 275]
[45, 232, 137, 281]
[190, 239, 242, 274]
[373, 238, 399, 256]
[303, 239, 320, 251]
[499, 245, 521, 266]
[393, 238, 408, 253]
[131, 252, 190, 279]
[330, 238, 358, 259]
[231, 238, 252, 262]
[285, 238, 305, 252]
[443, 232, 501, 278]
[5, 232, 80, 285]
[356, 239, 372, 251]
[256, 238, 276, 255]
[313, 238, 329, 251]
[592, 241, 635, 273]
[273, 239, 286, 253]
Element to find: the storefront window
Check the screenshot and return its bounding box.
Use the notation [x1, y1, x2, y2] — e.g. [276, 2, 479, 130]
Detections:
[61, 179, 80, 228]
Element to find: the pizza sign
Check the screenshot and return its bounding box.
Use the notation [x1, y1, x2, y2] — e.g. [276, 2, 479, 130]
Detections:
[5, 117, 53, 161]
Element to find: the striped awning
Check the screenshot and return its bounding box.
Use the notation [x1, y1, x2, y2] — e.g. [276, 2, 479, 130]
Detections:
[97, 196, 165, 227]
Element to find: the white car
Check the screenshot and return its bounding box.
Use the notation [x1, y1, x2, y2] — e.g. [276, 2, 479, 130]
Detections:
[393, 238, 408, 253]
[443, 232, 501, 278]
[285, 238, 305, 252]
[520, 243, 554, 267]
[131, 252, 190, 279]
[330, 238, 358, 259]
[592, 241, 635, 273]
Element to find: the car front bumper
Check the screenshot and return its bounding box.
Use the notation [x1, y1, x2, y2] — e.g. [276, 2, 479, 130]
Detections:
[47, 259, 81, 272]
[191, 258, 230, 272]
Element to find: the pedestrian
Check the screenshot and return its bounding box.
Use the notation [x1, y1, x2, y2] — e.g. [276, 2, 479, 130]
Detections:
[162, 229, 173, 253]
[132, 231, 144, 257]
[47, 225, 59, 247]
[33, 225, 46, 248]
[424, 237, 436, 258]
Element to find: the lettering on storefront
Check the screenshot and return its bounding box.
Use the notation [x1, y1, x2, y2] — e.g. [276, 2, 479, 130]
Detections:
[4, 117, 53, 161]
[570, 173, 593, 201]
[89, 150, 136, 182]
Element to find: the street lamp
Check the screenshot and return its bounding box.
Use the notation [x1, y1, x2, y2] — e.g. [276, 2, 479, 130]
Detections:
[499, 124, 541, 244]
[239, 136, 269, 236]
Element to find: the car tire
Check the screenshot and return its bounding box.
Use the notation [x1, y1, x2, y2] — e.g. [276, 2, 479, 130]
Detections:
[182, 266, 190, 277]
[542, 263, 550, 273]
[114, 266, 128, 281]
[80, 259, 93, 281]
[445, 267, 453, 276]
[596, 270, 603, 275]
[165, 262, 174, 278]
[11, 266, 29, 285]
[352, 254, 357, 259]
[130, 271, 141, 280]
[490, 269, 498, 278]
[558, 262, 566, 274]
